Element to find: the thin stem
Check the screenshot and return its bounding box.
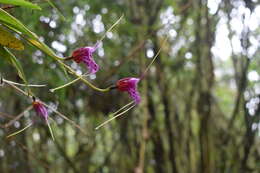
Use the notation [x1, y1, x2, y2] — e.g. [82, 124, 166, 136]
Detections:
[6, 82, 32, 97]
[95, 102, 136, 130]
[6, 123, 33, 138]
[4, 105, 33, 128]
[42, 102, 86, 135]
[50, 73, 89, 92]
[3, 79, 46, 87]
[58, 61, 111, 92]
[140, 36, 169, 80]
[98, 14, 124, 43]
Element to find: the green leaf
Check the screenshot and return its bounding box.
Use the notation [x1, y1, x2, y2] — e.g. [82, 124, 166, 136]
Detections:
[0, 8, 38, 39]
[0, 25, 24, 50]
[0, 9, 68, 76]
[0, 46, 27, 84]
[0, 9, 61, 60]
[0, 0, 41, 10]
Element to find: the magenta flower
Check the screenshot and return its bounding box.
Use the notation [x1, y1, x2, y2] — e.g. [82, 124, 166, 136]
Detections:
[116, 77, 141, 104]
[33, 101, 48, 121]
[71, 43, 99, 74]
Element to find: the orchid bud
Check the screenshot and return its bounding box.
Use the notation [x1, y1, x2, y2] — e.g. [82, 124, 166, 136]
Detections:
[32, 101, 48, 121]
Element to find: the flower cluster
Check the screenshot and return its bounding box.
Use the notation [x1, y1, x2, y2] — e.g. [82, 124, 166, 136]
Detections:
[4, 14, 164, 139]
[69, 43, 142, 104]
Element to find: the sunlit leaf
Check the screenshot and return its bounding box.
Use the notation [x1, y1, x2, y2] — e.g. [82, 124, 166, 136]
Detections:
[0, 26, 24, 50]
[0, 0, 41, 10]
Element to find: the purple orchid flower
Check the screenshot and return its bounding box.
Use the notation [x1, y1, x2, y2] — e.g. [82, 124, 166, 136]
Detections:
[33, 101, 48, 121]
[71, 43, 100, 74]
[116, 77, 141, 104]
[32, 101, 55, 140]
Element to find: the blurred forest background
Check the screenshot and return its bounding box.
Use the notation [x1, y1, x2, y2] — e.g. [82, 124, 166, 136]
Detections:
[0, 0, 260, 172]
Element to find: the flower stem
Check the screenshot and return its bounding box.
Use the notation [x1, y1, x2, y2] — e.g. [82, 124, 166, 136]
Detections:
[6, 82, 33, 97]
[58, 61, 111, 92]
[50, 73, 89, 92]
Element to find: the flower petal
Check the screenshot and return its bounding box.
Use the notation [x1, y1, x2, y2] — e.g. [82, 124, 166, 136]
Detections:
[33, 102, 48, 120]
[72, 46, 99, 74]
[128, 88, 141, 104]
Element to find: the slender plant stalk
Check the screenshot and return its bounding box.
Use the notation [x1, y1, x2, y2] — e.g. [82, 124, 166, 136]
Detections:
[95, 102, 135, 130]
[58, 61, 111, 92]
[6, 82, 32, 96]
[140, 36, 169, 80]
[4, 105, 33, 128]
[50, 73, 89, 92]
[98, 14, 124, 43]
[6, 123, 33, 138]
[3, 79, 46, 87]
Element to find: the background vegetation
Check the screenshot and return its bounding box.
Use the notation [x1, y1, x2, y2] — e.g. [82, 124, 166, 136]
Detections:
[0, 0, 260, 172]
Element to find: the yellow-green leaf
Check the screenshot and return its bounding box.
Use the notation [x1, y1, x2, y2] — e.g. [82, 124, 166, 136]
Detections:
[0, 26, 24, 50]
[0, 0, 41, 10]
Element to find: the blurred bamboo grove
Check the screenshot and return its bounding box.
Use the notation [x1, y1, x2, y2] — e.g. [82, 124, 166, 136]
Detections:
[0, 0, 260, 172]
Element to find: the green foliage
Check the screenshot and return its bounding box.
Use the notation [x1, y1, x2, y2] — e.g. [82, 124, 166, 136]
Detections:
[0, 8, 62, 60]
[0, 0, 41, 10]
[0, 46, 27, 84]
[0, 8, 38, 38]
